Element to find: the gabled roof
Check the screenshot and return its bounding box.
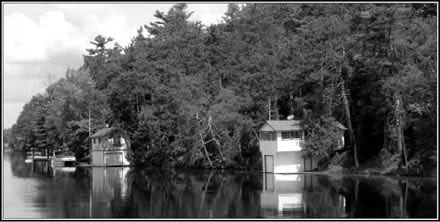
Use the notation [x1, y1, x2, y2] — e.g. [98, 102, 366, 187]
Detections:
[260, 120, 302, 131]
[259, 119, 347, 131]
[90, 127, 119, 138]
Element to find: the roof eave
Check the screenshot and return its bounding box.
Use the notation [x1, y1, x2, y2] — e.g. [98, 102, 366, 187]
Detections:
[260, 122, 277, 131]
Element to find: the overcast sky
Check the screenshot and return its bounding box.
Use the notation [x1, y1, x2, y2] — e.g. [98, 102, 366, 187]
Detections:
[3, 3, 229, 129]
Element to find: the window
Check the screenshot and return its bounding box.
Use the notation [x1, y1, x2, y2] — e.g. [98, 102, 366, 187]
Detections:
[292, 131, 302, 139]
[282, 131, 302, 140]
[261, 132, 276, 141]
[281, 132, 291, 140]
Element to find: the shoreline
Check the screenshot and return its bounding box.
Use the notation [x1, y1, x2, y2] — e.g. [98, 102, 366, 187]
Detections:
[73, 160, 436, 179]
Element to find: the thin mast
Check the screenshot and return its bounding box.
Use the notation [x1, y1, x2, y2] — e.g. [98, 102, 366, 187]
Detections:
[88, 109, 91, 136]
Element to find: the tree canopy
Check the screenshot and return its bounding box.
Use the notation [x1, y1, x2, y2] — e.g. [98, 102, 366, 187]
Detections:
[7, 3, 436, 173]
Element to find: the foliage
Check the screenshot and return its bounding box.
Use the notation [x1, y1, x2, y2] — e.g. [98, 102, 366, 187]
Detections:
[303, 116, 344, 160]
[9, 69, 107, 159]
[3, 128, 12, 146]
[8, 3, 436, 172]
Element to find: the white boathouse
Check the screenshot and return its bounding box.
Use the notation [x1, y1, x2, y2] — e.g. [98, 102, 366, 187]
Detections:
[259, 120, 346, 173]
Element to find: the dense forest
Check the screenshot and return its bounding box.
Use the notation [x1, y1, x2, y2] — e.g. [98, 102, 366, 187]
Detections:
[5, 3, 437, 175]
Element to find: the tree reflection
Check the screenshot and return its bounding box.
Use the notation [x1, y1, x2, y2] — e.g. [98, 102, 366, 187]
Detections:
[124, 169, 262, 218]
[5, 152, 436, 218]
[260, 173, 436, 218]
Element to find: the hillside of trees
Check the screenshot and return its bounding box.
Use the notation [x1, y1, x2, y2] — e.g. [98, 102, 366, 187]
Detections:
[6, 3, 437, 175]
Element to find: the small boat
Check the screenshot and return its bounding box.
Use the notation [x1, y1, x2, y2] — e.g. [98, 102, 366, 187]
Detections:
[52, 151, 76, 167]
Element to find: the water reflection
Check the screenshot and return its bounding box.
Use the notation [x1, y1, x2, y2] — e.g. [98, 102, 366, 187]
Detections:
[261, 174, 354, 218]
[90, 167, 130, 217]
[123, 168, 263, 218]
[3, 152, 437, 218]
[260, 173, 437, 218]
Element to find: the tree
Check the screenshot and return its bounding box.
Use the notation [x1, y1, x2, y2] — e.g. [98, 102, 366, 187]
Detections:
[349, 4, 437, 170]
[83, 35, 123, 90]
[8, 3, 436, 173]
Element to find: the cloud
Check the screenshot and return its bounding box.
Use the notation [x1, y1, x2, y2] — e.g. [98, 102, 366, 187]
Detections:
[3, 102, 25, 129]
[3, 3, 229, 129]
[51, 3, 112, 11]
[4, 63, 61, 103]
[83, 14, 134, 47]
[188, 4, 228, 25]
[5, 11, 86, 63]
[5, 12, 47, 62]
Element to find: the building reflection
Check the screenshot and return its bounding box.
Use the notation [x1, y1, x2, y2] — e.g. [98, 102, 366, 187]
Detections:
[261, 173, 349, 218]
[261, 173, 305, 217]
[90, 167, 129, 217]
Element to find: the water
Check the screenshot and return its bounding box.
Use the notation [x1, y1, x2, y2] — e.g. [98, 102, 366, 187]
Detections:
[3, 152, 437, 218]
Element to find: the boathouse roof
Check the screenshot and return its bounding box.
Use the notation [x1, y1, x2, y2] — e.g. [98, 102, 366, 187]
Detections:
[90, 127, 127, 138]
[90, 127, 114, 138]
[260, 120, 347, 131]
[260, 120, 302, 131]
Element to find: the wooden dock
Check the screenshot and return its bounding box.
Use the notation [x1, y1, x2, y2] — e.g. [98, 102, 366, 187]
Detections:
[33, 156, 51, 160]
[25, 155, 51, 163]
[25, 149, 50, 162]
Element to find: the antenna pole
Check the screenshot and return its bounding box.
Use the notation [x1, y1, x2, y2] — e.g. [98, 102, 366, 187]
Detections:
[268, 97, 271, 120]
[88, 109, 91, 136]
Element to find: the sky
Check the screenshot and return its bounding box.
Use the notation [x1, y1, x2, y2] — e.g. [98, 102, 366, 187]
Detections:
[3, 3, 229, 129]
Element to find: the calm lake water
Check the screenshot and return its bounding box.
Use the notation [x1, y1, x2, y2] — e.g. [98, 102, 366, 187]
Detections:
[3, 152, 437, 219]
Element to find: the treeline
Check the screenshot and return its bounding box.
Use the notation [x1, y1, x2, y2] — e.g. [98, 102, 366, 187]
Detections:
[7, 3, 436, 172]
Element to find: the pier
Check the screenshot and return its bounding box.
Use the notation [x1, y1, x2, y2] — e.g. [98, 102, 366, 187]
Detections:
[25, 148, 51, 163]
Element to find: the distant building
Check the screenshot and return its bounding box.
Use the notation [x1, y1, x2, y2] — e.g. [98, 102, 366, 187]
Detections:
[90, 127, 131, 166]
[259, 120, 346, 173]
